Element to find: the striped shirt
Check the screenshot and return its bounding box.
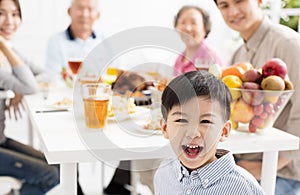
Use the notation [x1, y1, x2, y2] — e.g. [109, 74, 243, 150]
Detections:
[154, 150, 264, 195]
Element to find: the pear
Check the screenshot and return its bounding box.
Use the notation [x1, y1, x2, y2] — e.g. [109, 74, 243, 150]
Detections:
[261, 76, 285, 91]
[284, 79, 294, 90]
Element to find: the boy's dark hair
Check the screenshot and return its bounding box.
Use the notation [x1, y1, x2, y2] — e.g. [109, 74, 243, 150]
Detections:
[161, 71, 232, 121]
[174, 5, 211, 39]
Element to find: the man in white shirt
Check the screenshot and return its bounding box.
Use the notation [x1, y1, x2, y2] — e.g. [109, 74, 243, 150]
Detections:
[45, 0, 104, 79]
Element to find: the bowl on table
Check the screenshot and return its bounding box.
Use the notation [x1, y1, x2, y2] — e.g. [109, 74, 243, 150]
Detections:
[229, 88, 294, 133]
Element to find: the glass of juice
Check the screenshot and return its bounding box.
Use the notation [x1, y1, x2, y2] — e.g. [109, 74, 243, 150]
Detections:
[68, 58, 83, 75]
[82, 83, 111, 129]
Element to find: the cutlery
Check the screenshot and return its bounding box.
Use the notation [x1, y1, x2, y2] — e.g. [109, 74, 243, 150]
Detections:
[36, 109, 69, 113]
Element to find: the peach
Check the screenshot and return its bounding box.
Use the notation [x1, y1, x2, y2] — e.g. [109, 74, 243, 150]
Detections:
[231, 99, 254, 123]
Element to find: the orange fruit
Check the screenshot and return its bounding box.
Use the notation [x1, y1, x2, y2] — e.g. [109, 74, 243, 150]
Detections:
[222, 66, 245, 79]
[222, 61, 253, 79]
[233, 61, 253, 72]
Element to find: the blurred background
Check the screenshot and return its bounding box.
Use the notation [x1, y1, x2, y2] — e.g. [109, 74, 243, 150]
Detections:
[7, 0, 300, 194]
[13, 0, 300, 70]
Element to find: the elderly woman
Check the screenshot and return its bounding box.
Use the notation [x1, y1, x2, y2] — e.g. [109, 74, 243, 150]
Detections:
[0, 0, 59, 194]
[174, 5, 226, 76]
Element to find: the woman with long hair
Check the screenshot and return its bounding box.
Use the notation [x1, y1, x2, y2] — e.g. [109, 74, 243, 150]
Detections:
[0, 0, 59, 194]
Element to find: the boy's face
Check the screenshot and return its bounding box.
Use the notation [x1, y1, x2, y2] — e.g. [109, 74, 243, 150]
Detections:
[215, 0, 263, 36]
[161, 96, 231, 171]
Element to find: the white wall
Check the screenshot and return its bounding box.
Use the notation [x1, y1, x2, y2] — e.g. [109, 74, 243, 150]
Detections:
[12, 0, 238, 67]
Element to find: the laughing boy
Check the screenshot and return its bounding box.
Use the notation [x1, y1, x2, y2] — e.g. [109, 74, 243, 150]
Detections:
[154, 71, 264, 194]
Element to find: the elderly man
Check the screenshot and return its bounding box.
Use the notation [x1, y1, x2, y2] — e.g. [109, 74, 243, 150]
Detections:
[45, 0, 103, 78]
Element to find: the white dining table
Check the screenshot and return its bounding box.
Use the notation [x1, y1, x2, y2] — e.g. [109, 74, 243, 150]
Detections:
[24, 87, 299, 195]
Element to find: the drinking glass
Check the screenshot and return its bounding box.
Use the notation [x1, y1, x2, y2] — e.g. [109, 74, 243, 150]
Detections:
[82, 83, 111, 129]
[194, 57, 215, 71]
[68, 58, 83, 75]
[67, 50, 84, 77]
[36, 72, 54, 100]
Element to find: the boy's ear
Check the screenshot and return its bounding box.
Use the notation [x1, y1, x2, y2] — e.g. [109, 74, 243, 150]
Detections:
[160, 118, 169, 139]
[219, 120, 231, 142]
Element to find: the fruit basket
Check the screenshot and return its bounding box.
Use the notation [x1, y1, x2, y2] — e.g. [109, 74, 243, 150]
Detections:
[229, 88, 294, 133]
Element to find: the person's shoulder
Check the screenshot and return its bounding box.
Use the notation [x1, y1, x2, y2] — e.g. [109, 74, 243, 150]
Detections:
[221, 165, 265, 194]
[48, 30, 68, 42]
[156, 158, 175, 172]
[93, 30, 106, 41]
[155, 158, 177, 178]
[269, 22, 300, 41]
[200, 39, 216, 50]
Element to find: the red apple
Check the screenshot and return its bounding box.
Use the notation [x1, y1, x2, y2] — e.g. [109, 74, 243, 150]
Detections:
[262, 58, 287, 79]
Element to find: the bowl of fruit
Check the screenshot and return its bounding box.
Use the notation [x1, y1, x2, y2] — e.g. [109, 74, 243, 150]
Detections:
[221, 58, 294, 133]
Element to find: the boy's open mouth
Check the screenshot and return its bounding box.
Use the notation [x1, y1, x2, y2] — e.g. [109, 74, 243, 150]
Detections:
[182, 144, 204, 158]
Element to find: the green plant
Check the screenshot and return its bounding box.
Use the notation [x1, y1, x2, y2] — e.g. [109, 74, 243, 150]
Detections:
[280, 0, 300, 31]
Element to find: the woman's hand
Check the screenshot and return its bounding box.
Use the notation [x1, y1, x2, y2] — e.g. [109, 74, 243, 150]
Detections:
[0, 35, 7, 50]
[0, 34, 23, 67]
[6, 93, 24, 120]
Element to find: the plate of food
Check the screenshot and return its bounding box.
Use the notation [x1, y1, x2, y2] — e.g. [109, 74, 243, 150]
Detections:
[45, 97, 73, 109]
[140, 108, 162, 134]
[126, 107, 163, 135]
[108, 96, 143, 120]
[119, 116, 162, 136]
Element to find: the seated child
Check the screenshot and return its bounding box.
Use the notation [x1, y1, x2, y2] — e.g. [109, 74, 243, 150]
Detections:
[154, 71, 264, 194]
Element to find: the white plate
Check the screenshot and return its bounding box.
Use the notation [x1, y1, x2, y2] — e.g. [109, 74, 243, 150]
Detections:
[135, 121, 163, 135]
[108, 106, 149, 121]
[45, 103, 72, 110]
[117, 117, 162, 136]
[44, 97, 73, 110]
[114, 107, 163, 135]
